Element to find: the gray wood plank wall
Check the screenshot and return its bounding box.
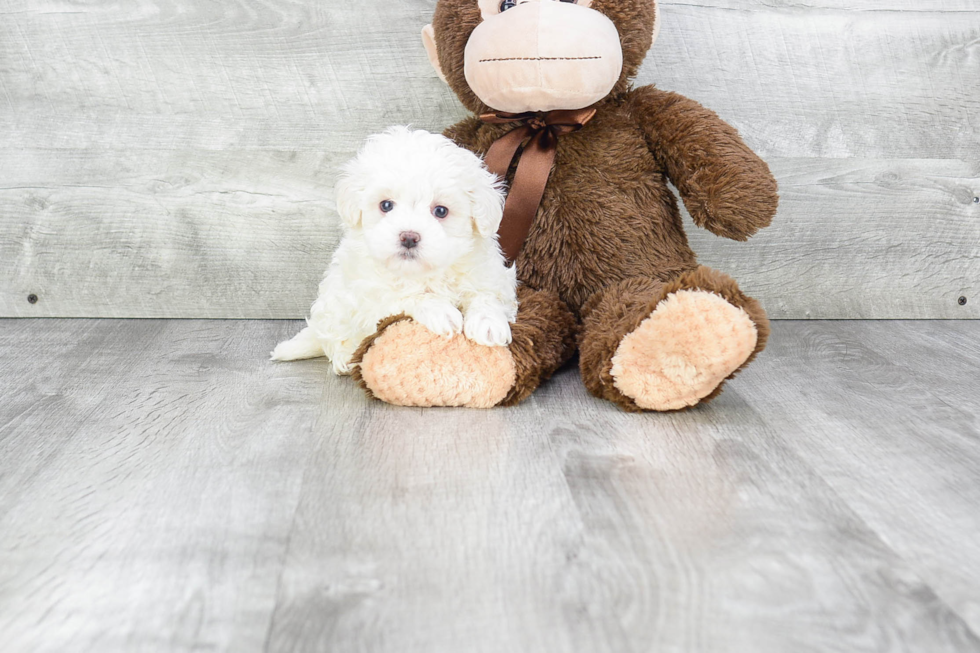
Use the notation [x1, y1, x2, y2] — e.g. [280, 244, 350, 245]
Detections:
[1, 0, 977, 318]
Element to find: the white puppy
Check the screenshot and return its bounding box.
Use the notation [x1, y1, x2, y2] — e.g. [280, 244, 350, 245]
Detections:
[272, 126, 517, 374]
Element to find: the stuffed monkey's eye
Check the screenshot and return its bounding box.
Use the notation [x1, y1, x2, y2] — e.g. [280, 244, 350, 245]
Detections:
[380, 200, 394, 213]
[432, 205, 449, 219]
[499, 0, 517, 11]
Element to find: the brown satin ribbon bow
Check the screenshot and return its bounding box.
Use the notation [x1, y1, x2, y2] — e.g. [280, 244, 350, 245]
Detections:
[479, 107, 597, 263]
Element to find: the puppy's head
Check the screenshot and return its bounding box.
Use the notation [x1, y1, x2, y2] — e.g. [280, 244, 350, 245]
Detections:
[335, 126, 505, 275]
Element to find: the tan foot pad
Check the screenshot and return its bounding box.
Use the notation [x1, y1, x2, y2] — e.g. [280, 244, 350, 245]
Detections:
[358, 320, 516, 409]
[611, 290, 758, 411]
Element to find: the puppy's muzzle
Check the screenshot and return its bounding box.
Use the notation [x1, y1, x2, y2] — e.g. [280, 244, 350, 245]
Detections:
[399, 231, 421, 250]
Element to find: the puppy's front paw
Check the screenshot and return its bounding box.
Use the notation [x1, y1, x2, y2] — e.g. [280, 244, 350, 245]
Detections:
[464, 311, 512, 347]
[409, 302, 464, 338]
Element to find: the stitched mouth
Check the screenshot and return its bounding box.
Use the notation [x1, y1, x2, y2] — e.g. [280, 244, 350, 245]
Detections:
[479, 56, 601, 63]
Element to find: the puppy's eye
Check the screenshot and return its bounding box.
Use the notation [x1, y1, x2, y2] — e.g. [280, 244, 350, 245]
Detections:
[380, 200, 394, 213]
[499, 0, 517, 11]
[432, 206, 449, 219]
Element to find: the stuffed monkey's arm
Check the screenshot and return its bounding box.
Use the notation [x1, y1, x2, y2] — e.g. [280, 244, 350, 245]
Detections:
[628, 86, 778, 241]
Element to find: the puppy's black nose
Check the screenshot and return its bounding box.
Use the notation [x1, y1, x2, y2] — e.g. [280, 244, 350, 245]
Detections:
[399, 231, 421, 249]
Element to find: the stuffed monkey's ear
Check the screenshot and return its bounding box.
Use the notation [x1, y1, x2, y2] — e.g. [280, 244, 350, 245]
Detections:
[422, 24, 448, 83]
[334, 175, 363, 229]
[470, 176, 505, 239]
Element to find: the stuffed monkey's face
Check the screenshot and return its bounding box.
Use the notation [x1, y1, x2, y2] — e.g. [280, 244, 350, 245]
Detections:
[465, 0, 622, 113]
[423, 0, 659, 114]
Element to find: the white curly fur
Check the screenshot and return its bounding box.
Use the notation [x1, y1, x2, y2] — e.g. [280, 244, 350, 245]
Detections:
[272, 127, 517, 375]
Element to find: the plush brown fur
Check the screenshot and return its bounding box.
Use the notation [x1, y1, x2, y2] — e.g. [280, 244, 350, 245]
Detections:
[356, 0, 779, 411]
[500, 285, 579, 406]
[579, 276, 666, 409]
[445, 91, 778, 316]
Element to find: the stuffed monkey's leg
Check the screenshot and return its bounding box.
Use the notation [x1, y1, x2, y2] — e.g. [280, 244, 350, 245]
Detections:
[350, 286, 577, 408]
[579, 268, 770, 412]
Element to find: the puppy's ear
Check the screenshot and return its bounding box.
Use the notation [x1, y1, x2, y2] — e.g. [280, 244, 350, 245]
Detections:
[469, 175, 505, 239]
[334, 174, 363, 229]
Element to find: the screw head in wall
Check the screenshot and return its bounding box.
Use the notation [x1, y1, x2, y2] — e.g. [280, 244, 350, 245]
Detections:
[959, 296, 968, 306]
[27, 294, 39, 304]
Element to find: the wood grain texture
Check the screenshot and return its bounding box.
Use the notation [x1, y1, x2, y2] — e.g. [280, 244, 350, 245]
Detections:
[0, 319, 322, 652]
[736, 320, 980, 635]
[643, 1, 980, 159]
[1, 318, 980, 652]
[2, 154, 975, 318]
[1, 0, 978, 318]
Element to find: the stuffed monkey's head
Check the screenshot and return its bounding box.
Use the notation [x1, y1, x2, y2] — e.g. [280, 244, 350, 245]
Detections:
[422, 0, 660, 114]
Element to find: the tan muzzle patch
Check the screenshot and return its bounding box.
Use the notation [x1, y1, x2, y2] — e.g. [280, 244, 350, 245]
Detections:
[464, 1, 624, 113]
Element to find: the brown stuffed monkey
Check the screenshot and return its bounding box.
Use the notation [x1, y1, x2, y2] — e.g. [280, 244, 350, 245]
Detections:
[350, 0, 778, 412]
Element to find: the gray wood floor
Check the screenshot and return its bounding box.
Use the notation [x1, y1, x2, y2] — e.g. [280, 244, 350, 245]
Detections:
[1, 319, 979, 653]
